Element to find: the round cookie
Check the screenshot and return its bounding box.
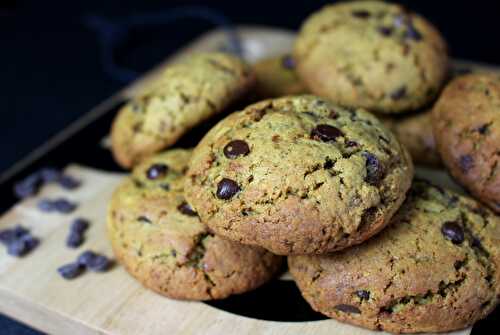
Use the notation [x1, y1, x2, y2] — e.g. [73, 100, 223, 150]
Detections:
[111, 52, 255, 168]
[253, 54, 308, 99]
[185, 95, 414, 255]
[294, 1, 448, 113]
[289, 180, 500, 333]
[107, 149, 282, 300]
[380, 109, 441, 167]
[432, 74, 500, 213]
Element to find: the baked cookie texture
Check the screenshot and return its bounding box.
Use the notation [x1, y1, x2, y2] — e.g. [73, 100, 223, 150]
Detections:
[289, 181, 500, 333]
[185, 95, 414, 255]
[253, 54, 308, 99]
[111, 52, 255, 168]
[432, 74, 500, 213]
[107, 149, 282, 300]
[380, 109, 441, 167]
[294, 1, 448, 114]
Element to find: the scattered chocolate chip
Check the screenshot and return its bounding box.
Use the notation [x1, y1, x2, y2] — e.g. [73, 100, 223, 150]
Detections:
[146, 164, 169, 180]
[441, 221, 464, 244]
[58, 263, 85, 279]
[13, 174, 42, 199]
[356, 290, 370, 301]
[335, 304, 361, 314]
[53, 198, 77, 214]
[454, 259, 465, 270]
[216, 178, 240, 200]
[458, 155, 474, 173]
[66, 231, 84, 249]
[323, 158, 335, 169]
[137, 216, 152, 224]
[7, 234, 39, 257]
[405, 24, 422, 41]
[311, 125, 344, 142]
[362, 152, 384, 185]
[352, 10, 371, 19]
[281, 54, 295, 69]
[223, 140, 250, 159]
[39, 168, 61, 183]
[77, 250, 97, 266]
[177, 202, 197, 216]
[378, 26, 393, 36]
[87, 254, 112, 272]
[71, 218, 89, 234]
[58, 175, 81, 190]
[0, 225, 29, 245]
[390, 86, 407, 100]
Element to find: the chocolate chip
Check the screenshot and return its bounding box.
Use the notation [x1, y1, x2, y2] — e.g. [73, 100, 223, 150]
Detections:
[378, 26, 393, 36]
[335, 304, 361, 314]
[224, 140, 250, 159]
[441, 221, 464, 244]
[53, 198, 77, 214]
[356, 290, 370, 301]
[58, 175, 81, 190]
[58, 263, 85, 280]
[405, 24, 422, 41]
[216, 178, 240, 200]
[329, 110, 339, 119]
[390, 86, 407, 100]
[7, 235, 39, 257]
[352, 10, 371, 19]
[38, 199, 55, 212]
[87, 254, 112, 272]
[39, 168, 61, 183]
[177, 202, 197, 216]
[281, 54, 295, 69]
[459, 155, 474, 173]
[476, 123, 490, 135]
[454, 259, 465, 270]
[160, 183, 170, 191]
[137, 216, 152, 224]
[323, 158, 335, 169]
[77, 250, 97, 266]
[66, 231, 84, 249]
[311, 125, 344, 142]
[13, 173, 42, 199]
[146, 164, 169, 180]
[0, 225, 29, 245]
[71, 218, 90, 234]
[362, 152, 384, 185]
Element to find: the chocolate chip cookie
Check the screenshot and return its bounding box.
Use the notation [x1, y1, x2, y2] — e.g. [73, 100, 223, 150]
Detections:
[289, 180, 500, 333]
[433, 73, 500, 213]
[111, 52, 255, 168]
[294, 1, 448, 113]
[185, 95, 414, 255]
[253, 54, 308, 99]
[107, 149, 282, 300]
[380, 109, 441, 167]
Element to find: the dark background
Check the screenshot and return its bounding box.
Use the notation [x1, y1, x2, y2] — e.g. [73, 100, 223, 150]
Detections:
[1, 0, 500, 333]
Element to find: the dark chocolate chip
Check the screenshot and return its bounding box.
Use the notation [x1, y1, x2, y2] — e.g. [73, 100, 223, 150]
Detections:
[137, 216, 152, 224]
[58, 175, 81, 190]
[405, 24, 422, 41]
[223, 140, 250, 159]
[390, 86, 407, 100]
[352, 10, 371, 19]
[378, 26, 393, 36]
[66, 231, 84, 249]
[323, 158, 335, 169]
[454, 259, 465, 270]
[216, 178, 240, 200]
[58, 263, 85, 280]
[362, 152, 384, 185]
[177, 202, 197, 216]
[71, 218, 90, 234]
[281, 54, 295, 69]
[14, 173, 42, 199]
[7, 235, 39, 257]
[311, 124, 344, 142]
[476, 123, 490, 135]
[146, 164, 169, 180]
[77, 250, 97, 266]
[335, 304, 361, 314]
[441, 221, 464, 244]
[329, 110, 339, 119]
[53, 198, 77, 214]
[87, 254, 112, 272]
[38, 199, 55, 212]
[40, 168, 61, 183]
[458, 155, 474, 173]
[356, 290, 370, 301]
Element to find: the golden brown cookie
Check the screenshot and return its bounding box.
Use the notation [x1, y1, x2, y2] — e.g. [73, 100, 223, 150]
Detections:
[185, 95, 413, 255]
[294, 1, 448, 113]
[289, 180, 500, 333]
[433, 73, 500, 213]
[107, 149, 282, 300]
[253, 54, 308, 99]
[111, 52, 255, 168]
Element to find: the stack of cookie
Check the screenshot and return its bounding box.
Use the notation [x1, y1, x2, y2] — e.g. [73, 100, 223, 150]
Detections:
[107, 1, 500, 333]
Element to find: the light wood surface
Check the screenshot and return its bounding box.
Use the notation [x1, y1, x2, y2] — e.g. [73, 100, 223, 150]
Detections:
[2, 26, 493, 334]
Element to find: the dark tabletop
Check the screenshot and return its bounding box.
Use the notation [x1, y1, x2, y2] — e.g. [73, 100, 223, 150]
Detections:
[1, 0, 500, 333]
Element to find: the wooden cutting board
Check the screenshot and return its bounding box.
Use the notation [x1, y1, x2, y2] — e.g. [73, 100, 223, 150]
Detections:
[1, 26, 494, 335]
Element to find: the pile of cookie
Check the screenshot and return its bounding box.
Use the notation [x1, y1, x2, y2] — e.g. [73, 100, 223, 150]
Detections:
[107, 1, 500, 333]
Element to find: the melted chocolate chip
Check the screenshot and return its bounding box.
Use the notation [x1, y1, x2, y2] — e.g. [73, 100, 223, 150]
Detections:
[281, 54, 295, 69]
[356, 290, 370, 301]
[458, 155, 474, 173]
[352, 10, 371, 19]
[390, 86, 407, 100]
[378, 26, 393, 36]
[323, 158, 335, 169]
[311, 125, 344, 142]
[335, 304, 361, 314]
[224, 140, 250, 159]
[362, 152, 384, 185]
[177, 202, 197, 216]
[216, 178, 240, 200]
[441, 221, 464, 244]
[146, 164, 168, 180]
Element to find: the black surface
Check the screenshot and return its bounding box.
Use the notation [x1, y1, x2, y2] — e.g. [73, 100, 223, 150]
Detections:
[1, 0, 500, 333]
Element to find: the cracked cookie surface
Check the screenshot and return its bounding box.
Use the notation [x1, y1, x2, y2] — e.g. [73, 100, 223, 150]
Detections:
[294, 1, 448, 114]
[185, 95, 413, 255]
[289, 181, 500, 333]
[107, 149, 282, 300]
[433, 73, 500, 213]
[111, 52, 255, 168]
